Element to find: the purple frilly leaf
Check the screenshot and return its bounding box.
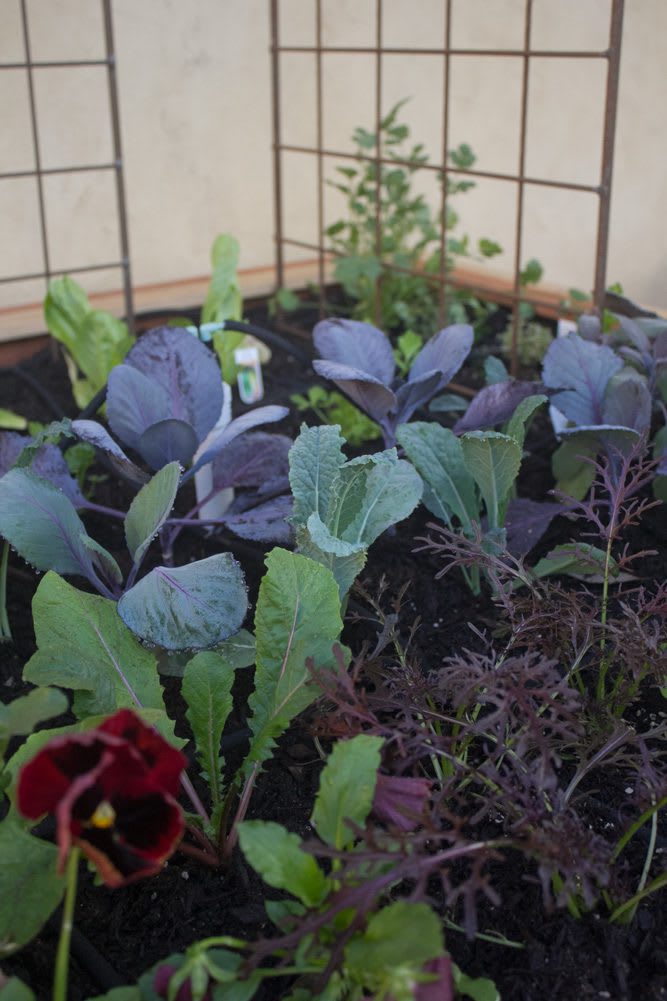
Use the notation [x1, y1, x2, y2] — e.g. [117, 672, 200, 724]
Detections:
[71, 419, 148, 486]
[408, 323, 473, 384]
[542, 333, 623, 425]
[504, 497, 566, 558]
[312, 359, 397, 424]
[223, 495, 293, 544]
[454, 380, 543, 434]
[123, 326, 223, 442]
[0, 431, 85, 506]
[313, 318, 395, 384]
[211, 432, 292, 492]
[187, 405, 289, 479]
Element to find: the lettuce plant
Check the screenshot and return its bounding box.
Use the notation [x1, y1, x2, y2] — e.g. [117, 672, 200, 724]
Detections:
[312, 317, 473, 447]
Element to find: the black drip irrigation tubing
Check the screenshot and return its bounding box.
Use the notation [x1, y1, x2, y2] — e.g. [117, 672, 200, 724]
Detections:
[3, 364, 64, 421]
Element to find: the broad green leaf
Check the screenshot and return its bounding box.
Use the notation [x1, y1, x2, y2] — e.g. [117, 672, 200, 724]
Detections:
[552, 437, 597, 500]
[238, 820, 329, 907]
[216, 628, 256, 669]
[484, 355, 509, 385]
[289, 424, 345, 528]
[118, 553, 247, 650]
[532, 542, 620, 582]
[23, 573, 168, 723]
[182, 651, 236, 809]
[397, 422, 477, 529]
[453, 964, 501, 1001]
[0, 979, 36, 1001]
[202, 233, 242, 325]
[461, 431, 521, 529]
[506, 394, 547, 450]
[338, 453, 422, 546]
[295, 527, 367, 601]
[344, 901, 443, 978]
[0, 410, 27, 431]
[244, 550, 343, 775]
[0, 687, 68, 752]
[124, 461, 181, 564]
[311, 734, 382, 850]
[0, 469, 120, 587]
[306, 513, 366, 559]
[0, 820, 65, 957]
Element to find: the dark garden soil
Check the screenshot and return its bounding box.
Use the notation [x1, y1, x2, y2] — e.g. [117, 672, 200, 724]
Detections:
[1, 308, 666, 1001]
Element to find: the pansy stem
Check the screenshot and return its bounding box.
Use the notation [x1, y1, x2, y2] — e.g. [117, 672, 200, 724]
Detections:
[53, 846, 80, 1001]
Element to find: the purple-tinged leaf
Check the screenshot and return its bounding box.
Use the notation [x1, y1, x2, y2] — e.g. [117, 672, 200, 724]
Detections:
[188, 405, 289, 479]
[577, 314, 602, 341]
[542, 333, 623, 425]
[0, 432, 85, 506]
[408, 323, 473, 385]
[106, 365, 170, 450]
[71, 419, 148, 485]
[0, 468, 120, 587]
[504, 498, 565, 558]
[223, 495, 293, 544]
[312, 359, 397, 423]
[602, 374, 652, 432]
[653, 330, 667, 367]
[616, 315, 651, 355]
[313, 318, 395, 384]
[392, 371, 443, 426]
[123, 326, 223, 441]
[118, 553, 247, 650]
[454, 380, 542, 433]
[137, 418, 198, 470]
[211, 432, 292, 491]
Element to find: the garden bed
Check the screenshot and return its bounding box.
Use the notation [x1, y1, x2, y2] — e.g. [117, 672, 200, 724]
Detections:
[1, 306, 666, 1001]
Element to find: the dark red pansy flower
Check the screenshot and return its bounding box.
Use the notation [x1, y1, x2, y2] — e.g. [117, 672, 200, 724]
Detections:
[371, 773, 432, 832]
[17, 708, 187, 887]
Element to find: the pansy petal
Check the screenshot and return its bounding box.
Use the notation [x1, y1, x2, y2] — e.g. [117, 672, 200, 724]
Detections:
[99, 709, 186, 794]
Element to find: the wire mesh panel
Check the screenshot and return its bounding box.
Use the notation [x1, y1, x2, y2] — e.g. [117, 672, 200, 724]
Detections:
[270, 0, 624, 373]
[0, 0, 134, 332]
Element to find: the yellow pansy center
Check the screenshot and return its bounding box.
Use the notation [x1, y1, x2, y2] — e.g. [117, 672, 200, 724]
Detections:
[90, 801, 116, 829]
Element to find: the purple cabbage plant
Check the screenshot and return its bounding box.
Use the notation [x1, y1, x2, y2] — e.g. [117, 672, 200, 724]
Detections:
[312, 318, 474, 447]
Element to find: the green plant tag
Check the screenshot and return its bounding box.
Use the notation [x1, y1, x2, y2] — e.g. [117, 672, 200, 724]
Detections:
[311, 733, 383, 850]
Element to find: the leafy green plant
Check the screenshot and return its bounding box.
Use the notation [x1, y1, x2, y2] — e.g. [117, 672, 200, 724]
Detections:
[290, 385, 382, 446]
[44, 276, 135, 410]
[325, 101, 504, 337]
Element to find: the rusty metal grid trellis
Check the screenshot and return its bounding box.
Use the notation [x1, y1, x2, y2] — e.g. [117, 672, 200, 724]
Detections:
[270, 0, 624, 375]
[0, 0, 134, 334]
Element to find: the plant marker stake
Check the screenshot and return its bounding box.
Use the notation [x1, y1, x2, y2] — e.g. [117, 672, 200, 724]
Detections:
[53, 846, 80, 1001]
[0, 539, 12, 641]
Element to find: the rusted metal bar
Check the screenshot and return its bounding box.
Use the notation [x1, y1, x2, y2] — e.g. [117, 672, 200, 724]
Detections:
[275, 46, 610, 59]
[0, 262, 125, 285]
[509, 0, 533, 377]
[437, 0, 452, 327]
[19, 0, 50, 289]
[102, 0, 134, 336]
[0, 163, 117, 180]
[269, 0, 285, 300]
[373, 0, 383, 326]
[0, 59, 110, 69]
[315, 0, 325, 319]
[593, 0, 625, 314]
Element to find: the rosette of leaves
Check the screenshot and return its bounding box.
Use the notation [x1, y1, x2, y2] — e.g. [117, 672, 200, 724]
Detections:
[312, 318, 473, 447]
[542, 330, 654, 499]
[289, 423, 422, 599]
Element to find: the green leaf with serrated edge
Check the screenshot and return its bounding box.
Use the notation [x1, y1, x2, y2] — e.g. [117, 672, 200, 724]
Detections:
[182, 652, 235, 810]
[505, 394, 547, 451]
[0, 978, 36, 1001]
[397, 422, 478, 530]
[0, 820, 65, 957]
[295, 528, 367, 601]
[336, 452, 422, 546]
[344, 901, 443, 978]
[118, 553, 247, 651]
[243, 550, 343, 776]
[453, 963, 501, 1001]
[552, 437, 597, 500]
[532, 543, 619, 581]
[289, 424, 346, 528]
[124, 461, 181, 564]
[0, 469, 118, 587]
[311, 734, 382, 850]
[238, 820, 329, 907]
[461, 431, 521, 529]
[23, 573, 169, 726]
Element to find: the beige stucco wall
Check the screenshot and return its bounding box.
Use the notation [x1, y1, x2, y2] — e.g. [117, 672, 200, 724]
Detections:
[1, 0, 665, 323]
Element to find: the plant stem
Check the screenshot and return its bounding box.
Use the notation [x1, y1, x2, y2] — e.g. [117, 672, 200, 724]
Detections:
[596, 533, 614, 701]
[181, 773, 211, 827]
[0, 540, 12, 642]
[53, 846, 80, 1001]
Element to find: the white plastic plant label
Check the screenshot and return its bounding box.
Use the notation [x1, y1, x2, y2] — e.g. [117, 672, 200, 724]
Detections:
[193, 382, 234, 522]
[234, 346, 264, 404]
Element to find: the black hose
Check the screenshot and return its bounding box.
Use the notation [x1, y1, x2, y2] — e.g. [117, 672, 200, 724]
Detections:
[221, 319, 311, 364]
[11, 365, 63, 420]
